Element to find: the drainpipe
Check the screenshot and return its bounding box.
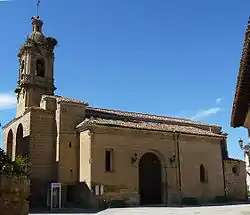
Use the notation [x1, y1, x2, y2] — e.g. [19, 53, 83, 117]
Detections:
[174, 132, 182, 202]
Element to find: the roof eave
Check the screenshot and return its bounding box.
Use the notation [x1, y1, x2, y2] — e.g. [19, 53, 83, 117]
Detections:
[93, 122, 225, 139]
[76, 120, 96, 132]
[231, 102, 250, 128]
[231, 23, 250, 128]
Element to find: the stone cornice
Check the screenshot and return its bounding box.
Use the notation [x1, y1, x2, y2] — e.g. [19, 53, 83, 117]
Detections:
[18, 37, 56, 58]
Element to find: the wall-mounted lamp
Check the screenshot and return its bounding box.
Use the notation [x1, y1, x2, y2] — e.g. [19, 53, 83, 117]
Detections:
[238, 138, 250, 153]
[239, 138, 244, 150]
[131, 153, 138, 165]
[169, 153, 176, 165]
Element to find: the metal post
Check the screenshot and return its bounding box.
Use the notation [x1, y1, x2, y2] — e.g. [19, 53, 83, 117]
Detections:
[59, 186, 62, 209]
[98, 185, 100, 209]
[50, 187, 53, 210]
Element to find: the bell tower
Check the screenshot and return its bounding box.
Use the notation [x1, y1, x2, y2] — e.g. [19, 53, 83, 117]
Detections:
[15, 16, 57, 117]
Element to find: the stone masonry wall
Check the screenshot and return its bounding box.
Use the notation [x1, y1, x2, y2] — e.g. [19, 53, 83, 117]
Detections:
[3, 108, 56, 208]
[88, 126, 225, 205]
[224, 159, 247, 201]
[179, 135, 225, 202]
[30, 108, 56, 181]
[57, 102, 87, 184]
[2, 112, 31, 161]
[90, 126, 175, 205]
[0, 175, 30, 215]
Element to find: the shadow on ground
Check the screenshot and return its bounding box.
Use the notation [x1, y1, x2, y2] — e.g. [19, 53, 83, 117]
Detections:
[29, 208, 103, 214]
[29, 201, 250, 214]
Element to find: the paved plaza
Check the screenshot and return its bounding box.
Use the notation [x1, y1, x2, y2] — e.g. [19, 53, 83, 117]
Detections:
[29, 204, 250, 215]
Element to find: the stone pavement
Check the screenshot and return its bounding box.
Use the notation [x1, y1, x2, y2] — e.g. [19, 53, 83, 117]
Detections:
[29, 204, 250, 215]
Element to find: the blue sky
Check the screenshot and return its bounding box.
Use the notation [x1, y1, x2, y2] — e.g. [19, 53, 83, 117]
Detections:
[0, 0, 249, 159]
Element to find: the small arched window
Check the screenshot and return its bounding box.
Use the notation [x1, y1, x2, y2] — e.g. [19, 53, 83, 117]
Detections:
[36, 59, 45, 77]
[200, 164, 206, 183]
[232, 165, 240, 176]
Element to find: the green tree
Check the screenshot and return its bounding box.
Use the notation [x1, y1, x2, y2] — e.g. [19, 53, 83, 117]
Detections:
[0, 149, 31, 176]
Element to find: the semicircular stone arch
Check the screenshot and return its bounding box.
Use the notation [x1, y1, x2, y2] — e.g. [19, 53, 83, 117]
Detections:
[138, 152, 162, 205]
[146, 148, 167, 167]
[15, 123, 29, 158]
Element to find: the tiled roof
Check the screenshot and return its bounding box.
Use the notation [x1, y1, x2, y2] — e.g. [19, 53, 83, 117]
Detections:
[85, 107, 221, 131]
[231, 18, 250, 127]
[224, 158, 245, 163]
[42, 95, 88, 105]
[41, 95, 224, 137]
[76, 107, 225, 137]
[76, 117, 225, 138]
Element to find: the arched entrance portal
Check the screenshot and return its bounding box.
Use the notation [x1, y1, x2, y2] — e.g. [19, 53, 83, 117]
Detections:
[139, 152, 162, 205]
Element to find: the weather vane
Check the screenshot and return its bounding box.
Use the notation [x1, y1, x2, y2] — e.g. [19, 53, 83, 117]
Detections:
[37, 0, 41, 17]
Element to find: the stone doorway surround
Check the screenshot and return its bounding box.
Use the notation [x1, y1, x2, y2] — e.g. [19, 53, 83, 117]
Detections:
[139, 152, 163, 205]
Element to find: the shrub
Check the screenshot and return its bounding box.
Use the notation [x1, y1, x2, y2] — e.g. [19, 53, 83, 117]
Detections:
[213, 196, 229, 203]
[106, 199, 127, 208]
[13, 155, 31, 176]
[0, 149, 13, 174]
[0, 149, 31, 176]
[182, 197, 199, 205]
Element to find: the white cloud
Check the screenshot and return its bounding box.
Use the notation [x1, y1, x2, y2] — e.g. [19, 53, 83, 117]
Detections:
[215, 97, 223, 104]
[0, 92, 16, 110]
[190, 107, 221, 120]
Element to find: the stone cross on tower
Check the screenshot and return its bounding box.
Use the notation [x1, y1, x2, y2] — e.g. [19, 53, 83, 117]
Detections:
[37, 0, 41, 17]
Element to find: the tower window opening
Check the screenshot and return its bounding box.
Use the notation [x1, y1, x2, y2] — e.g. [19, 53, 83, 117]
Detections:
[36, 59, 45, 77]
[20, 60, 25, 73]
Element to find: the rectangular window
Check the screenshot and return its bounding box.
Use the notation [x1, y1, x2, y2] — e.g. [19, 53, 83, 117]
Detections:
[105, 149, 114, 172]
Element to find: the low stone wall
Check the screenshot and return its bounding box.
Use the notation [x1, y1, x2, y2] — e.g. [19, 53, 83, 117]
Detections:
[224, 159, 247, 201]
[101, 184, 139, 205]
[0, 174, 30, 215]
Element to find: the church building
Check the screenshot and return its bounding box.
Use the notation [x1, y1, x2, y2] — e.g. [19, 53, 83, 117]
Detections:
[2, 16, 247, 208]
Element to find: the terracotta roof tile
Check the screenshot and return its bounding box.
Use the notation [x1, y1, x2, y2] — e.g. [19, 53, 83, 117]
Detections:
[41, 95, 223, 137]
[42, 95, 88, 105]
[77, 118, 225, 138]
[85, 107, 222, 132]
[224, 158, 245, 163]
